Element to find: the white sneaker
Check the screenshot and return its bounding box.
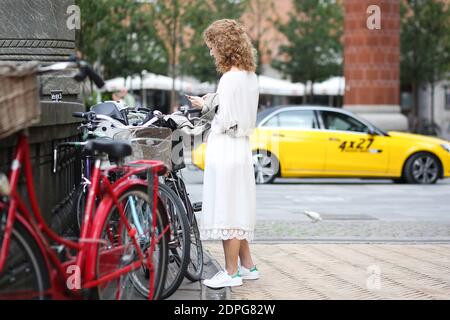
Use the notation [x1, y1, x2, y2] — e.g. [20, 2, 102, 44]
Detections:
[240, 265, 259, 280]
[203, 270, 243, 288]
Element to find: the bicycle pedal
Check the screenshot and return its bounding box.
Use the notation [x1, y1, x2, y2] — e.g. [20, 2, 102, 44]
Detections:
[192, 202, 202, 212]
[51, 244, 65, 254]
[168, 239, 180, 249]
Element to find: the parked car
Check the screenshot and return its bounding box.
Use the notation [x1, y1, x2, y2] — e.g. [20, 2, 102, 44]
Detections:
[191, 106, 450, 184]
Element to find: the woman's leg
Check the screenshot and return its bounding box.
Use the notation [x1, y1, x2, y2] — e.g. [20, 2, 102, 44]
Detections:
[239, 239, 255, 269]
[222, 239, 240, 275]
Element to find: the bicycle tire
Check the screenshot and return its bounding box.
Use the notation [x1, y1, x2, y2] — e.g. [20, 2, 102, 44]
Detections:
[74, 183, 101, 235]
[73, 183, 87, 234]
[157, 183, 190, 299]
[184, 213, 204, 282]
[165, 176, 204, 282]
[91, 185, 169, 300]
[0, 217, 51, 300]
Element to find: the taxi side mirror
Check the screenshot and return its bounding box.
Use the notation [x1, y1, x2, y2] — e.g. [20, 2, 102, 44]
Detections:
[367, 127, 376, 136]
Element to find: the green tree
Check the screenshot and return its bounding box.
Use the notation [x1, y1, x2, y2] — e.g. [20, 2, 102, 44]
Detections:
[401, 0, 450, 130]
[272, 0, 343, 103]
[151, 0, 198, 109]
[76, 0, 168, 80]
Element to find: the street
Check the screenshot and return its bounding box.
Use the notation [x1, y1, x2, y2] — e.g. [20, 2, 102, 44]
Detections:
[182, 163, 450, 299]
[183, 165, 450, 242]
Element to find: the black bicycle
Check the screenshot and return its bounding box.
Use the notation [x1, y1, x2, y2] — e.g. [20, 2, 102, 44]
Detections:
[133, 107, 204, 282]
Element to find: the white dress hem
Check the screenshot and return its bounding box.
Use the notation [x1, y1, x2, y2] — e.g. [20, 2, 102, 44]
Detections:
[200, 228, 255, 241]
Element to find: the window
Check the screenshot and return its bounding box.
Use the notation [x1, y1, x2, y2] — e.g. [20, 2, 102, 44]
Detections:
[320, 111, 369, 133]
[262, 114, 280, 127]
[445, 86, 450, 110]
[262, 110, 317, 129]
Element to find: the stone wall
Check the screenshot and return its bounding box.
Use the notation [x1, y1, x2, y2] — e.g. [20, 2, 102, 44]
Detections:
[0, 0, 84, 226]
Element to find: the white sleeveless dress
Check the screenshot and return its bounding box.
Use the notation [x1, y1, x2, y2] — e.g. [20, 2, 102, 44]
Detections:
[199, 71, 259, 241]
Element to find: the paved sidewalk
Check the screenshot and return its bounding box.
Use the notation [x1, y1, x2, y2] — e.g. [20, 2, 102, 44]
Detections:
[204, 242, 450, 300]
[167, 251, 229, 300]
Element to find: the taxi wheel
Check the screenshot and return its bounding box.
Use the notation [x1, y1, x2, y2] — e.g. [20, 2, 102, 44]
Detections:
[404, 152, 441, 184]
[253, 150, 279, 184]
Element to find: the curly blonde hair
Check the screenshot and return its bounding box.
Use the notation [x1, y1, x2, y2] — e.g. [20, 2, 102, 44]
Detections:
[203, 19, 257, 74]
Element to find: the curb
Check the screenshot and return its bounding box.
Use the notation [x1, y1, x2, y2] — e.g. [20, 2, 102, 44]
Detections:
[200, 250, 231, 300]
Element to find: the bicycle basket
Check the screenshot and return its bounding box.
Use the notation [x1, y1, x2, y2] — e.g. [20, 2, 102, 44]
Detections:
[113, 127, 173, 171]
[0, 62, 40, 139]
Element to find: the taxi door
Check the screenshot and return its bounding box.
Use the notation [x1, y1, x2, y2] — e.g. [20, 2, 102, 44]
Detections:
[319, 110, 389, 174]
[257, 109, 327, 175]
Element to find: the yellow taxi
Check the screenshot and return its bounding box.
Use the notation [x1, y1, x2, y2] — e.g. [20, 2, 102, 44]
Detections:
[191, 106, 450, 184]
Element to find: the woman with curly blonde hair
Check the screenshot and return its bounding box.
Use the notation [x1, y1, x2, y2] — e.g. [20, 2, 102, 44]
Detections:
[188, 19, 259, 288]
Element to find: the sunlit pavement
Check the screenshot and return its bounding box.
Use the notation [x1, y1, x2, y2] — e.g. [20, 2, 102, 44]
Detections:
[180, 162, 450, 299]
[203, 242, 450, 300]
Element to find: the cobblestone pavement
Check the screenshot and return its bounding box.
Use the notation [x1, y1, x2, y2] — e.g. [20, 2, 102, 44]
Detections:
[253, 220, 450, 241]
[204, 242, 450, 300]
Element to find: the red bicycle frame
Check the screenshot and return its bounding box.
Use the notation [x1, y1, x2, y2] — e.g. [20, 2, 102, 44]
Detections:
[0, 132, 167, 299]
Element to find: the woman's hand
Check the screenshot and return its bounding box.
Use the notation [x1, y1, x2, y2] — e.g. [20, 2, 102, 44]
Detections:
[186, 95, 205, 110]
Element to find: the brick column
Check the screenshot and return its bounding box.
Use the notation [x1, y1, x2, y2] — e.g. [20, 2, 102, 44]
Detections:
[343, 0, 407, 131]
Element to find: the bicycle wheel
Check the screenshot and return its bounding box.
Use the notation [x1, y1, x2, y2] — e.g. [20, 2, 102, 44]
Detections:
[72, 183, 87, 233]
[185, 213, 204, 282]
[74, 183, 101, 235]
[92, 185, 169, 300]
[0, 218, 51, 299]
[157, 183, 190, 299]
[166, 176, 204, 282]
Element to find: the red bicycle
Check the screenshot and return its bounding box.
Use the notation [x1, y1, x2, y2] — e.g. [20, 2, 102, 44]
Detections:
[0, 61, 170, 300]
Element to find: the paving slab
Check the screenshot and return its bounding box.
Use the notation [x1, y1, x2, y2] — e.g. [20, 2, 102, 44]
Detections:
[204, 242, 450, 300]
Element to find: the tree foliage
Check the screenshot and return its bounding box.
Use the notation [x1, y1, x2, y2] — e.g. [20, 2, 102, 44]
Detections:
[400, 0, 450, 119]
[271, 0, 343, 101]
[76, 0, 252, 85]
[76, 0, 168, 79]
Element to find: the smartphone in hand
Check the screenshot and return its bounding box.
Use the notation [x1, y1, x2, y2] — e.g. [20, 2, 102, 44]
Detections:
[180, 93, 193, 108]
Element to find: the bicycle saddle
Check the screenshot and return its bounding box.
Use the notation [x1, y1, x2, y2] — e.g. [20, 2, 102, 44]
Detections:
[83, 139, 132, 158]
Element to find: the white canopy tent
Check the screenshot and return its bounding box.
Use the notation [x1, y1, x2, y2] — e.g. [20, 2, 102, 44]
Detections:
[105, 73, 344, 97]
[257, 75, 305, 96]
[312, 77, 345, 96]
[106, 74, 184, 92]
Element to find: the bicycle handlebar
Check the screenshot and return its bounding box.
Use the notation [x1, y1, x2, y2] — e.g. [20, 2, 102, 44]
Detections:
[37, 58, 105, 89]
[72, 111, 97, 122]
[137, 107, 151, 113]
[72, 111, 88, 119]
[74, 60, 105, 88]
[186, 108, 200, 114]
[72, 111, 128, 128]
